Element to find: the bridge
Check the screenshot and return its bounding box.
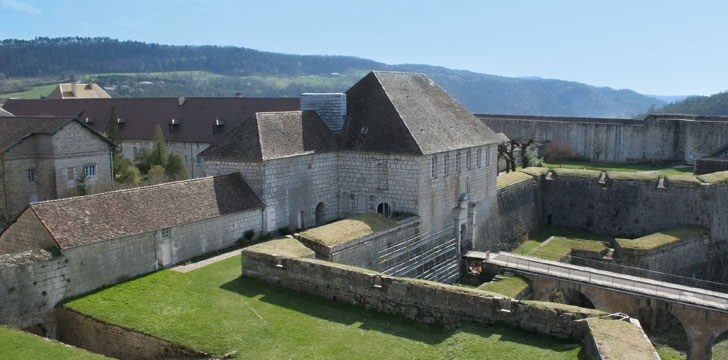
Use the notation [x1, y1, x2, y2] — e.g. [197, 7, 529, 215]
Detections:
[484, 252, 728, 360]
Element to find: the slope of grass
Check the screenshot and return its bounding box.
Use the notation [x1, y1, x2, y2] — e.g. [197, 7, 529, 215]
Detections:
[64, 255, 583, 359]
[545, 161, 692, 176]
[529, 237, 606, 262]
[477, 273, 530, 298]
[0, 325, 108, 359]
[299, 213, 397, 247]
[497, 171, 533, 189]
[1, 84, 57, 99]
[617, 226, 705, 250]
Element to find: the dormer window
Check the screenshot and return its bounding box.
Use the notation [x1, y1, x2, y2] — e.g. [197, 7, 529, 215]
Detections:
[117, 117, 126, 125]
[85, 116, 94, 124]
[213, 118, 225, 134]
[169, 118, 181, 132]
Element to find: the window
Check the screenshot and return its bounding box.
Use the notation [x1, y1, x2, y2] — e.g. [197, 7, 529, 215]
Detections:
[477, 148, 483, 168]
[486, 146, 491, 167]
[161, 228, 171, 239]
[466, 150, 472, 170]
[83, 164, 96, 177]
[443, 154, 449, 177]
[133, 146, 138, 157]
[27, 168, 36, 183]
[377, 163, 389, 190]
[184, 155, 188, 163]
[456, 152, 461, 173]
[431, 156, 438, 179]
[29, 194, 38, 203]
[66, 167, 75, 180]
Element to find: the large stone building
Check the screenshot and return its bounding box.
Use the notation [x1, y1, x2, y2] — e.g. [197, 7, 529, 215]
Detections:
[202, 71, 500, 254]
[3, 97, 300, 177]
[46, 82, 111, 99]
[0, 116, 114, 223]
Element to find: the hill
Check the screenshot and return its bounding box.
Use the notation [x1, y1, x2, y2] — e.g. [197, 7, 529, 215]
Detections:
[653, 91, 728, 115]
[0, 37, 663, 117]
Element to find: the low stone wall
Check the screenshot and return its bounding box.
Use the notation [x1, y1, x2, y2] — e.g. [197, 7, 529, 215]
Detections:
[613, 227, 709, 274]
[241, 242, 602, 340]
[57, 307, 207, 359]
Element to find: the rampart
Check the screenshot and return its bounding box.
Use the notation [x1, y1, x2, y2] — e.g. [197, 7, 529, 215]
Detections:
[477, 113, 728, 164]
[241, 240, 604, 341]
[487, 168, 728, 282]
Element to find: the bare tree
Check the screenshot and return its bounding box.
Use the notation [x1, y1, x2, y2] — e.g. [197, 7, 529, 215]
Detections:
[544, 142, 577, 167]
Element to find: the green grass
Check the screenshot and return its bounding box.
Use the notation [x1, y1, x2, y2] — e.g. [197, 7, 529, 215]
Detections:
[617, 225, 705, 250]
[512, 226, 610, 256]
[699, 170, 728, 185]
[478, 273, 530, 298]
[1, 84, 57, 99]
[587, 319, 658, 360]
[497, 171, 533, 189]
[0, 325, 108, 359]
[64, 255, 584, 359]
[245, 237, 314, 258]
[605, 171, 660, 183]
[544, 161, 693, 176]
[551, 168, 603, 179]
[665, 174, 704, 185]
[300, 213, 397, 247]
[529, 237, 607, 261]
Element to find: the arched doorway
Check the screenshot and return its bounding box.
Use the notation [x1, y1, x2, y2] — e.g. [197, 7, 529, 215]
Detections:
[315, 202, 325, 226]
[377, 202, 391, 218]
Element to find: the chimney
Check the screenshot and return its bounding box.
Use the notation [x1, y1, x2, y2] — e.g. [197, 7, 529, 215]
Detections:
[178, 94, 185, 106]
[300, 93, 346, 132]
[71, 81, 80, 97]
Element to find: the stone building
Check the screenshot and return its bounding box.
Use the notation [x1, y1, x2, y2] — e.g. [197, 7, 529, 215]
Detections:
[0, 116, 114, 223]
[0, 173, 263, 331]
[202, 71, 500, 254]
[46, 82, 111, 99]
[3, 97, 300, 178]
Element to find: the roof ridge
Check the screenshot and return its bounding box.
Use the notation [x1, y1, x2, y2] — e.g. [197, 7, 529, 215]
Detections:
[30, 174, 230, 207]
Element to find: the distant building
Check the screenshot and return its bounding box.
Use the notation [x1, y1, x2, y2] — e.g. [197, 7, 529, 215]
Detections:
[3, 97, 300, 178]
[0, 117, 114, 223]
[46, 82, 111, 99]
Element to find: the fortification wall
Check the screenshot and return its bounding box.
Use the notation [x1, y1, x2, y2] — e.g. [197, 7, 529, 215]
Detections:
[477, 114, 728, 164]
[57, 307, 207, 359]
[241, 243, 601, 340]
[613, 230, 710, 275]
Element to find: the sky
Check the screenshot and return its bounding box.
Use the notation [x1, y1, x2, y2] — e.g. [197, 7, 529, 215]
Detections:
[1, 0, 726, 96]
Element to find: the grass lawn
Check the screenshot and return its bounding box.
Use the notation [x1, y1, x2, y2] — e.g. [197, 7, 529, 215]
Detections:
[512, 226, 611, 256]
[544, 161, 693, 176]
[64, 255, 584, 359]
[0, 325, 108, 359]
[529, 237, 606, 261]
[1, 84, 57, 99]
[617, 225, 705, 250]
[299, 213, 397, 247]
[478, 273, 530, 298]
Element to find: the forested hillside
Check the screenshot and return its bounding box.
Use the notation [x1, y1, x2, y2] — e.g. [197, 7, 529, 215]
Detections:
[0, 37, 664, 117]
[653, 92, 728, 115]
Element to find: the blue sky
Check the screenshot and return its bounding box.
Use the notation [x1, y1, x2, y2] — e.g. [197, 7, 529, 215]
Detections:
[1, 0, 725, 96]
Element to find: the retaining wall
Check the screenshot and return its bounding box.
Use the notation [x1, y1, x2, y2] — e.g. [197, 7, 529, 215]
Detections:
[241, 242, 602, 340]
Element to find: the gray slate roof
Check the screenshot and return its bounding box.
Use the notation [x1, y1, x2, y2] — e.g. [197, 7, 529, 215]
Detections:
[24, 173, 263, 249]
[0, 116, 112, 152]
[199, 110, 338, 161]
[341, 71, 500, 155]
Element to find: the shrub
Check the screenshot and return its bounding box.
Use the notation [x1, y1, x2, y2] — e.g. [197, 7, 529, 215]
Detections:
[544, 142, 578, 165]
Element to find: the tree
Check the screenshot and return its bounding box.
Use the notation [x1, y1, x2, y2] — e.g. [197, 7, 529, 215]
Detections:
[107, 107, 123, 157]
[114, 157, 142, 184]
[511, 139, 534, 170]
[498, 141, 517, 173]
[147, 165, 166, 184]
[134, 147, 152, 174]
[544, 142, 578, 167]
[148, 124, 167, 168]
[165, 153, 189, 181]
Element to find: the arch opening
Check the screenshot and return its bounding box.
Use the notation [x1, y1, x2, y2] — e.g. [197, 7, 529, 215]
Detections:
[547, 288, 595, 309]
[315, 202, 325, 226]
[631, 306, 687, 358]
[711, 329, 728, 359]
[377, 202, 391, 218]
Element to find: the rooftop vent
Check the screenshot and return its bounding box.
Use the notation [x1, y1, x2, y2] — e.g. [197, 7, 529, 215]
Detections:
[301, 93, 346, 132]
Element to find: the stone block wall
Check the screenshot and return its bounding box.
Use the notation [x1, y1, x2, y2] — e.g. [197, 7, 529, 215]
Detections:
[613, 230, 712, 276]
[57, 307, 207, 359]
[204, 158, 263, 195]
[241, 243, 598, 340]
[51, 122, 113, 196]
[0, 209, 57, 254]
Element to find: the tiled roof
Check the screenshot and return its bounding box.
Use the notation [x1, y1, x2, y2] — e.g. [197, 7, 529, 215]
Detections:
[26, 173, 263, 249]
[341, 71, 500, 155]
[199, 110, 338, 161]
[3, 97, 300, 144]
[0, 116, 111, 152]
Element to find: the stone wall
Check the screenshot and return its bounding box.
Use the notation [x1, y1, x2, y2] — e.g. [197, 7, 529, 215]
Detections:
[0, 209, 262, 332]
[241, 242, 601, 340]
[57, 307, 207, 359]
[204, 158, 263, 195]
[478, 114, 728, 164]
[51, 122, 113, 197]
[480, 172, 542, 250]
[613, 230, 710, 275]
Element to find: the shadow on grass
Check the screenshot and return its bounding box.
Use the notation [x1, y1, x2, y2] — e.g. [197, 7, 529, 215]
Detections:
[220, 275, 583, 355]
